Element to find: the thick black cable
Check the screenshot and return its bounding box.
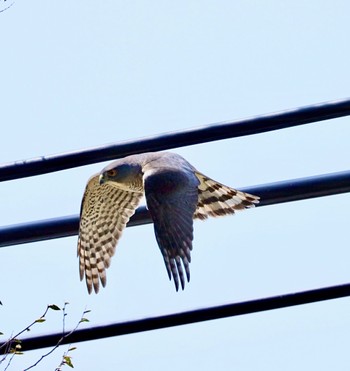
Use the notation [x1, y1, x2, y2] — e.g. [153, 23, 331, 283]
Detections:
[1, 282, 350, 354]
[1, 98, 350, 182]
[0, 170, 349, 248]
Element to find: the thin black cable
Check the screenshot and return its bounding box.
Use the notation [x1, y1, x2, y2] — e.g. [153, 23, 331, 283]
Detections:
[0, 170, 349, 248]
[1, 282, 350, 354]
[1, 98, 350, 182]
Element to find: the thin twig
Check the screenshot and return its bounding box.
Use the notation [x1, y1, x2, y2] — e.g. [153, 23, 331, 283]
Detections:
[24, 306, 89, 371]
[0, 306, 51, 370]
[0, 1, 14, 13]
[0, 306, 50, 354]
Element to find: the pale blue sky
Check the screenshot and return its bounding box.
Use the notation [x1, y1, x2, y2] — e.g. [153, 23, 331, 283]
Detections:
[1, 1, 350, 370]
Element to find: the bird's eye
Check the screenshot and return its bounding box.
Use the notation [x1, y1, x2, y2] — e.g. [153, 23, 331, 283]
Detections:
[106, 169, 117, 177]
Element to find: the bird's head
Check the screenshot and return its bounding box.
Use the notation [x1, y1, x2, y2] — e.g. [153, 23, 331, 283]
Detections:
[99, 160, 143, 192]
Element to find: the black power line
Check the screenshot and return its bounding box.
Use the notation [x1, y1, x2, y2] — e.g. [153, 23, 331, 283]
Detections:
[1, 282, 350, 354]
[1, 98, 350, 182]
[1, 170, 349, 248]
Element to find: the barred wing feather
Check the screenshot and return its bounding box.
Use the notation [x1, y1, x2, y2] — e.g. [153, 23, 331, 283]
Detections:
[78, 174, 143, 294]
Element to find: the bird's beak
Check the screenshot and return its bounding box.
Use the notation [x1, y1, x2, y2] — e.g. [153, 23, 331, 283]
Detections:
[99, 173, 106, 185]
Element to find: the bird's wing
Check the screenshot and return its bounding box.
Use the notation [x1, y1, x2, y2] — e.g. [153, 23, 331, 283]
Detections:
[144, 169, 199, 291]
[78, 174, 143, 294]
[193, 172, 259, 219]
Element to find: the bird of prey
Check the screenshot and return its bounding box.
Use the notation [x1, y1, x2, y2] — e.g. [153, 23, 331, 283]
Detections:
[78, 151, 259, 293]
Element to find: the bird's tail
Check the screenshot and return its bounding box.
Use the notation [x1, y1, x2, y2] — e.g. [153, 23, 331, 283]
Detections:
[193, 172, 259, 220]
